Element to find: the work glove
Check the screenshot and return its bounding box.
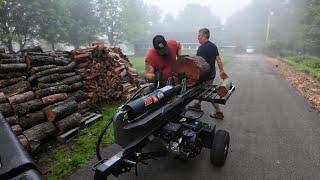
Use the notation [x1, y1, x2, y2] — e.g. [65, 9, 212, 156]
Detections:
[220, 70, 229, 80]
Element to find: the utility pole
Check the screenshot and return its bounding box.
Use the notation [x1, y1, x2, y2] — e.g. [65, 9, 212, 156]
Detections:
[266, 11, 274, 42]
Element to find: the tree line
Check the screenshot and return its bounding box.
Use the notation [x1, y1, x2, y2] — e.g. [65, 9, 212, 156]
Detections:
[0, 0, 153, 52]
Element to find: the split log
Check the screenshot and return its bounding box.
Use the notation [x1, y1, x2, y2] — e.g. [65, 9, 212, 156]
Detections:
[0, 92, 7, 103]
[18, 135, 30, 152]
[45, 100, 78, 121]
[77, 99, 91, 111]
[217, 78, 233, 97]
[7, 91, 35, 105]
[37, 72, 76, 83]
[35, 85, 71, 98]
[0, 72, 28, 79]
[0, 58, 24, 64]
[56, 113, 82, 134]
[22, 122, 56, 152]
[74, 52, 92, 60]
[38, 82, 62, 89]
[11, 124, 22, 135]
[0, 103, 13, 117]
[28, 62, 77, 84]
[13, 99, 44, 116]
[6, 115, 18, 125]
[30, 65, 57, 74]
[60, 75, 83, 85]
[69, 90, 88, 102]
[172, 56, 211, 87]
[0, 77, 24, 89]
[0, 81, 31, 97]
[41, 93, 68, 106]
[70, 82, 84, 91]
[26, 56, 70, 67]
[18, 111, 46, 130]
[0, 63, 27, 72]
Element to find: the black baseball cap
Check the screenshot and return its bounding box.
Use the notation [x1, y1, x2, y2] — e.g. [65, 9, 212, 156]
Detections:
[153, 35, 168, 56]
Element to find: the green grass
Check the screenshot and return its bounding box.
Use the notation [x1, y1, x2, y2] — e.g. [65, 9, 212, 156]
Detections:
[47, 103, 121, 180]
[281, 55, 320, 80]
[128, 56, 144, 74]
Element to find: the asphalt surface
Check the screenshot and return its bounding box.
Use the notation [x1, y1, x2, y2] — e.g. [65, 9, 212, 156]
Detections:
[68, 55, 320, 180]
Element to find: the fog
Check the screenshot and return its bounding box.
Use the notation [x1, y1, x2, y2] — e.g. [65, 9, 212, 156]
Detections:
[0, 0, 319, 56]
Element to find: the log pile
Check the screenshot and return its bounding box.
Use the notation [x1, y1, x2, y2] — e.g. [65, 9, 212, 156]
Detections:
[72, 43, 141, 104]
[0, 44, 142, 153]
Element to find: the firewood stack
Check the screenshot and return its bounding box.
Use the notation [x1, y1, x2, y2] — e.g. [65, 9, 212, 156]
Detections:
[72, 43, 141, 105]
[0, 48, 89, 153]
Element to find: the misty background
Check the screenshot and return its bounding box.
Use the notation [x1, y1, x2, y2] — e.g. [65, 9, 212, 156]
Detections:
[0, 0, 319, 57]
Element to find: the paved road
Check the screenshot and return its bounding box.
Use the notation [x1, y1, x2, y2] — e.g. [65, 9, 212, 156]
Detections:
[68, 55, 320, 180]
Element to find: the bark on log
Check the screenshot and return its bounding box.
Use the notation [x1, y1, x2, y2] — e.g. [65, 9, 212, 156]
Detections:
[38, 82, 62, 89]
[56, 113, 82, 134]
[45, 100, 78, 121]
[60, 75, 83, 85]
[22, 46, 43, 53]
[0, 72, 28, 79]
[28, 62, 77, 84]
[70, 82, 84, 91]
[0, 77, 24, 89]
[69, 90, 88, 102]
[26, 56, 70, 67]
[172, 56, 211, 87]
[0, 81, 31, 97]
[11, 124, 22, 135]
[37, 72, 76, 83]
[0, 58, 24, 64]
[18, 111, 46, 130]
[0, 63, 27, 72]
[35, 85, 71, 98]
[22, 122, 56, 152]
[18, 135, 30, 152]
[77, 99, 91, 111]
[217, 78, 232, 97]
[13, 99, 44, 116]
[30, 65, 57, 74]
[0, 53, 19, 59]
[7, 91, 35, 105]
[6, 115, 18, 125]
[0, 103, 13, 117]
[0, 92, 7, 103]
[41, 93, 68, 106]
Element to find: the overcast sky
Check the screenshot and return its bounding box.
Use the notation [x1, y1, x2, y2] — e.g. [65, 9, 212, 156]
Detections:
[143, 0, 252, 24]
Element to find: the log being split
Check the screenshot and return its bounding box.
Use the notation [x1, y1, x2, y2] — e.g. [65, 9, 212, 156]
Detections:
[0, 103, 13, 117]
[0, 77, 24, 89]
[13, 99, 44, 116]
[37, 72, 76, 83]
[18, 111, 46, 130]
[35, 85, 71, 98]
[69, 90, 88, 102]
[60, 75, 83, 85]
[7, 91, 35, 105]
[0, 63, 27, 72]
[0, 81, 31, 97]
[45, 99, 78, 121]
[0, 92, 7, 103]
[41, 93, 68, 106]
[56, 113, 82, 134]
[172, 56, 211, 87]
[217, 78, 233, 97]
[18, 135, 30, 152]
[22, 122, 56, 152]
[28, 62, 77, 84]
[11, 124, 22, 135]
[30, 65, 57, 74]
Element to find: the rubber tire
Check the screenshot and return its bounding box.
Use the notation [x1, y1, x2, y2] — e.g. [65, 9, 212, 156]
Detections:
[210, 130, 230, 167]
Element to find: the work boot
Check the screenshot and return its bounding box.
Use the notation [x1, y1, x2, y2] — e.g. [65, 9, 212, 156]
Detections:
[210, 112, 224, 120]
